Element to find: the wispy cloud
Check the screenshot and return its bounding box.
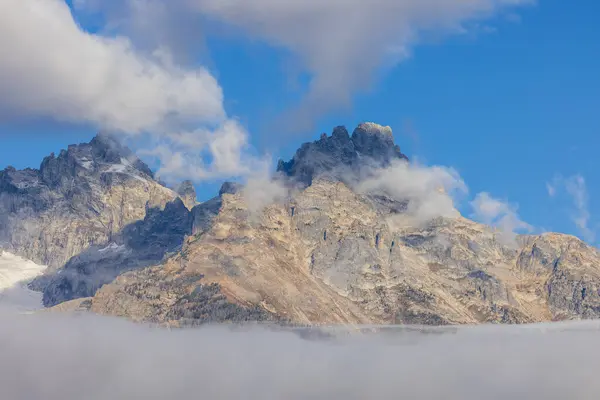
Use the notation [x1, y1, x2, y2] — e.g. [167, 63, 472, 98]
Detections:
[356, 160, 467, 227]
[75, 0, 533, 130]
[470, 192, 532, 244]
[138, 120, 271, 185]
[546, 182, 557, 197]
[548, 174, 596, 243]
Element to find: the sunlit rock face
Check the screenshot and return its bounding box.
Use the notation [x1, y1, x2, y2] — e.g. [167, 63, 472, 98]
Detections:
[4, 124, 600, 327]
[0, 133, 178, 269]
[86, 125, 600, 327]
[36, 181, 245, 308]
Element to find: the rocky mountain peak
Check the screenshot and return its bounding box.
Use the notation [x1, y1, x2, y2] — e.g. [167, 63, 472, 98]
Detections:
[175, 180, 197, 210]
[277, 123, 408, 185]
[351, 122, 405, 161]
[1, 134, 177, 269]
[219, 181, 243, 196]
[38, 133, 155, 188]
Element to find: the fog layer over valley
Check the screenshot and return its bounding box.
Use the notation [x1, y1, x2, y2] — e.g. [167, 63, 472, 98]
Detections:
[1, 308, 600, 399]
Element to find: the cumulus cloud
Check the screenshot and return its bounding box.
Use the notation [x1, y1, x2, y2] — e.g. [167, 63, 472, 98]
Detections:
[139, 120, 271, 184]
[0, 0, 272, 184]
[357, 160, 467, 227]
[72, 0, 208, 64]
[2, 310, 600, 399]
[0, 0, 224, 133]
[470, 192, 532, 244]
[189, 0, 532, 127]
[548, 174, 595, 243]
[72, 0, 532, 130]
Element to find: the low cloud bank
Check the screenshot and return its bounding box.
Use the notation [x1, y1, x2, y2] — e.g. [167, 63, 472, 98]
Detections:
[1, 309, 600, 399]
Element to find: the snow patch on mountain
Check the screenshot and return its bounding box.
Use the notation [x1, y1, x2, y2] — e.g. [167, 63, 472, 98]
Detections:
[103, 157, 150, 183]
[0, 251, 47, 311]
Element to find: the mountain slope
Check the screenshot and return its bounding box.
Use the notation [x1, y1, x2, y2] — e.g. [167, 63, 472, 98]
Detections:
[0, 134, 178, 269]
[34, 178, 251, 307]
[74, 124, 600, 327]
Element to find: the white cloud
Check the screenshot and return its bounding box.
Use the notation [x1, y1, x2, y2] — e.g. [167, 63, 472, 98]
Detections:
[72, 0, 532, 129]
[243, 176, 288, 214]
[72, 0, 208, 64]
[0, 0, 273, 185]
[139, 120, 271, 184]
[188, 0, 532, 126]
[548, 174, 595, 243]
[470, 192, 532, 244]
[357, 160, 467, 227]
[0, 0, 225, 134]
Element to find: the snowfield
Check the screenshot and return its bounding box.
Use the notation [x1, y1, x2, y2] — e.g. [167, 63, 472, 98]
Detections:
[0, 251, 47, 311]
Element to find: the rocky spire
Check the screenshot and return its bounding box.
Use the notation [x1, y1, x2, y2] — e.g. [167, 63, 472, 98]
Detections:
[175, 180, 197, 210]
[277, 122, 408, 185]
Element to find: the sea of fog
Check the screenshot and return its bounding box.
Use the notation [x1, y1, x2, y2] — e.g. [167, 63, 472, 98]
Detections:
[1, 252, 600, 399]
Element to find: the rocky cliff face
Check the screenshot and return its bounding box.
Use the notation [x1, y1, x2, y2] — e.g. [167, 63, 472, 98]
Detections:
[277, 123, 408, 186]
[87, 175, 600, 326]
[37, 183, 241, 308]
[0, 134, 178, 269]
[7, 124, 600, 327]
[176, 180, 197, 210]
[68, 123, 599, 327]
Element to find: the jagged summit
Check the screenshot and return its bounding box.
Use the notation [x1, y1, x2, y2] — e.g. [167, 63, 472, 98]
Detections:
[3, 126, 600, 329]
[277, 123, 408, 185]
[39, 133, 154, 185]
[0, 133, 177, 269]
[356, 122, 394, 138]
[175, 180, 197, 210]
[219, 181, 243, 196]
[0, 133, 159, 196]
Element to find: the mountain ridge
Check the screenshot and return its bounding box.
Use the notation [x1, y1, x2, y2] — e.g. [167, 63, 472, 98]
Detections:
[2, 123, 600, 327]
[277, 122, 409, 186]
[0, 133, 178, 269]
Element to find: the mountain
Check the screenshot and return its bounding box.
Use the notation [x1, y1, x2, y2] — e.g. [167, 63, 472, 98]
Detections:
[36, 180, 246, 307]
[3, 124, 600, 327]
[0, 134, 178, 269]
[277, 123, 408, 186]
[176, 180, 198, 210]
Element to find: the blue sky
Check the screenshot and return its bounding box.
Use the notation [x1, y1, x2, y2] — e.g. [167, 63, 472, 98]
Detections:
[1, 0, 598, 244]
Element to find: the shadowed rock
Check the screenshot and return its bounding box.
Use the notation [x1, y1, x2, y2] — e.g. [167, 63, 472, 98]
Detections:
[277, 123, 408, 186]
[0, 133, 176, 268]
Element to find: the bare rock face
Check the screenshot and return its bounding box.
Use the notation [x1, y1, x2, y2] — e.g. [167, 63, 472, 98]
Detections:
[36, 182, 243, 307]
[175, 180, 197, 210]
[12, 124, 600, 328]
[0, 133, 177, 269]
[37, 197, 194, 307]
[277, 123, 408, 186]
[89, 119, 600, 326]
[89, 176, 600, 327]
